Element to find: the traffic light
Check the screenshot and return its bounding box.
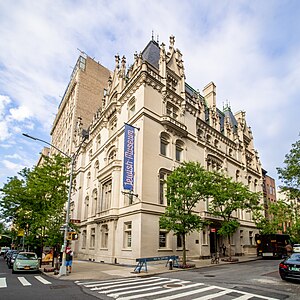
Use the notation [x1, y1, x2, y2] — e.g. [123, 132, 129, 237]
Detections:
[67, 232, 78, 240]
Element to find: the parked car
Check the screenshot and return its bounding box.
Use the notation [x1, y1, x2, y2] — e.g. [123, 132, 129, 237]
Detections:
[293, 244, 300, 253]
[12, 252, 39, 273]
[8, 252, 19, 269]
[0, 247, 10, 256]
[279, 253, 300, 281]
[6, 250, 18, 264]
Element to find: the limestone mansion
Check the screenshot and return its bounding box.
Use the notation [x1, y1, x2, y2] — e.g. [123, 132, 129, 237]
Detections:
[50, 36, 262, 264]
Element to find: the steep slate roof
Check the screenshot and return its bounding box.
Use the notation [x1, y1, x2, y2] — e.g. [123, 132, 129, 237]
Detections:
[223, 106, 238, 132]
[141, 39, 238, 134]
[141, 40, 160, 69]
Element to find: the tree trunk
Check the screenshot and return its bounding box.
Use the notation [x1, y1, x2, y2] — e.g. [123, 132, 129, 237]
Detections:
[228, 234, 232, 261]
[182, 233, 186, 266]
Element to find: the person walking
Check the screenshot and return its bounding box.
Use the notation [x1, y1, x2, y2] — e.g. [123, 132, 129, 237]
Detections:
[65, 246, 74, 273]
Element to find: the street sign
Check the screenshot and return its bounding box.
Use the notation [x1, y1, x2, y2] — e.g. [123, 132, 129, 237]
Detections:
[70, 219, 81, 224]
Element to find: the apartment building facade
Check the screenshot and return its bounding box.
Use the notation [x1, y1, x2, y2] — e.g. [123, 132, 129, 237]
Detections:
[51, 54, 111, 157]
[52, 36, 263, 264]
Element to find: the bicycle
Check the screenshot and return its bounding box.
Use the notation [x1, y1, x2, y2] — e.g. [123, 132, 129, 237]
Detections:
[211, 252, 220, 264]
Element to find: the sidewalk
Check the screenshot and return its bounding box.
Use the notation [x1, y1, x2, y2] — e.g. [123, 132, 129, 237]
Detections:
[41, 255, 260, 281]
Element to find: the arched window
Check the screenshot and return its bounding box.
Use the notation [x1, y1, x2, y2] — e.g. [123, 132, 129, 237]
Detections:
[254, 179, 258, 192]
[84, 196, 89, 220]
[92, 189, 97, 216]
[248, 176, 252, 187]
[107, 148, 117, 164]
[160, 132, 170, 157]
[236, 170, 240, 182]
[96, 134, 101, 149]
[207, 155, 222, 171]
[94, 160, 99, 177]
[175, 140, 184, 162]
[159, 169, 171, 205]
[109, 115, 117, 137]
[87, 171, 91, 186]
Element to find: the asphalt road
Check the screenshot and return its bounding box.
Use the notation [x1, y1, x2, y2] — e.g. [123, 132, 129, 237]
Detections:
[0, 255, 96, 300]
[162, 258, 300, 300]
[74, 258, 300, 300]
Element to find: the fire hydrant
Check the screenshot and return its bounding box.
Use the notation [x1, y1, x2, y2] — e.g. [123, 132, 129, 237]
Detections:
[168, 259, 173, 270]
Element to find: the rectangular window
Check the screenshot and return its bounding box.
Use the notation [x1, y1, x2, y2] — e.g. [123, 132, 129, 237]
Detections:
[102, 180, 112, 210]
[160, 140, 167, 156]
[202, 230, 208, 245]
[82, 230, 87, 249]
[249, 231, 253, 246]
[124, 222, 132, 248]
[175, 146, 182, 161]
[166, 103, 179, 119]
[177, 234, 182, 248]
[159, 231, 167, 248]
[90, 228, 95, 248]
[101, 225, 108, 248]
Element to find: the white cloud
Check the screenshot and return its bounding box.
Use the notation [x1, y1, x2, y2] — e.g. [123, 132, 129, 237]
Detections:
[2, 160, 21, 171]
[8, 105, 32, 122]
[0, 0, 299, 185]
[4, 153, 22, 160]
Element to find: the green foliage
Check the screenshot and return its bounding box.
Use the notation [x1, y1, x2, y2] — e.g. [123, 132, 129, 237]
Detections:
[0, 154, 69, 249]
[208, 172, 261, 259]
[277, 138, 300, 199]
[253, 199, 300, 242]
[159, 161, 213, 264]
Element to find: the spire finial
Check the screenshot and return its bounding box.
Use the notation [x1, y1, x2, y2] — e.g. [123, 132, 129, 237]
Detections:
[152, 30, 154, 41]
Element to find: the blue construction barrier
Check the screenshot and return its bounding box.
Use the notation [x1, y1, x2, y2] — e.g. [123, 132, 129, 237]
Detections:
[134, 255, 179, 273]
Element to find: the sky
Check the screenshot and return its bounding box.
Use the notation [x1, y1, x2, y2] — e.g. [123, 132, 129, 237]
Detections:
[0, 0, 299, 189]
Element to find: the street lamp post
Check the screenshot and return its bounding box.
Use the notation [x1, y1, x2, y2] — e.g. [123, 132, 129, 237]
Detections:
[22, 132, 88, 276]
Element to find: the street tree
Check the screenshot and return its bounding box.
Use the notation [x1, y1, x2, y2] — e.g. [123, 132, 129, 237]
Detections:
[0, 154, 69, 250]
[277, 138, 300, 199]
[159, 161, 213, 266]
[253, 200, 293, 234]
[209, 172, 261, 261]
[253, 199, 300, 242]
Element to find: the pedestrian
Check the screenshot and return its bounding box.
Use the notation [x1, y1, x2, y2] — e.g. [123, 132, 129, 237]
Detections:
[285, 243, 293, 257]
[65, 246, 74, 273]
[222, 244, 226, 257]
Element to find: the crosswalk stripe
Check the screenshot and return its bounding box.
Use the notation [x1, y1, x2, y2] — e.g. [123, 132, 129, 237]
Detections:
[234, 295, 253, 300]
[18, 277, 31, 286]
[117, 282, 205, 300]
[158, 285, 217, 300]
[0, 278, 7, 288]
[34, 276, 52, 285]
[84, 277, 155, 288]
[93, 277, 182, 291]
[77, 277, 144, 286]
[193, 288, 234, 300]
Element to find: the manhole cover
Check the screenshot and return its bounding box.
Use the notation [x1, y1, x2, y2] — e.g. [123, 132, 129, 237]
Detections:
[50, 285, 69, 289]
[163, 283, 183, 288]
[204, 274, 216, 277]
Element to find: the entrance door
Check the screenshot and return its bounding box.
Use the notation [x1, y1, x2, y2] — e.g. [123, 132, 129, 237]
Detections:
[210, 229, 218, 254]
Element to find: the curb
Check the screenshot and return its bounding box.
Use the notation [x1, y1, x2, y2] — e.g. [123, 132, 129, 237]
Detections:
[40, 256, 261, 281]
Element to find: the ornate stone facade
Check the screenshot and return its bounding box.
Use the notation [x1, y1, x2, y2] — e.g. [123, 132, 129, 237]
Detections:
[52, 37, 263, 264]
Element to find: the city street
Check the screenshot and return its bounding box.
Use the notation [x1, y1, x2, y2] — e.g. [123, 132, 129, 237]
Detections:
[0, 256, 95, 300]
[75, 259, 300, 300]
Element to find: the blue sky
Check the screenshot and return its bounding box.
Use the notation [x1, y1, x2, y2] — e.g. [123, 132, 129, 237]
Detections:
[0, 0, 299, 189]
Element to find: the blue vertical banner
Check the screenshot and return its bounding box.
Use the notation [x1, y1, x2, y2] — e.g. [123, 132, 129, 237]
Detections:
[123, 124, 135, 191]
